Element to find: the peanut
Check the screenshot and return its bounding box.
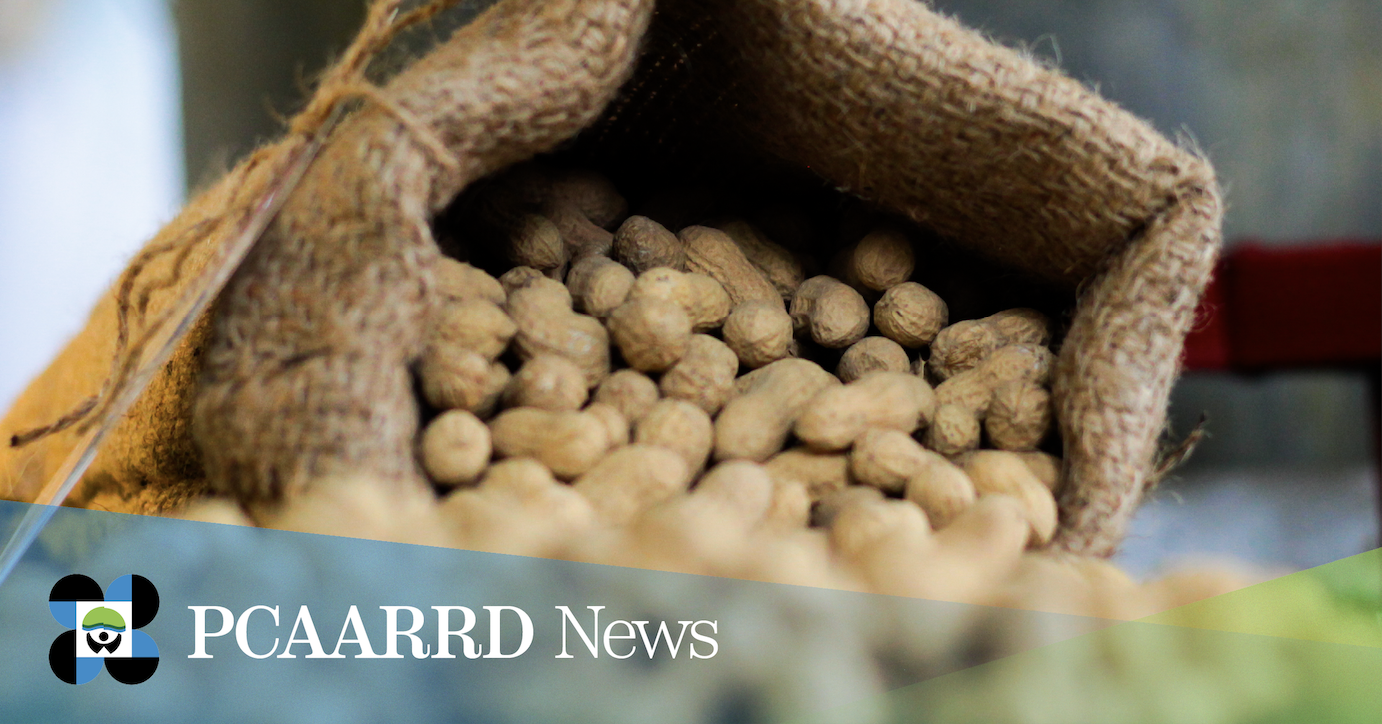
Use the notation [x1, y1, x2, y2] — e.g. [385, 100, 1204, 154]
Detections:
[901, 495, 1031, 601]
[928, 319, 1003, 381]
[450, 460, 595, 556]
[507, 279, 610, 387]
[475, 457, 558, 498]
[795, 372, 937, 451]
[543, 194, 614, 261]
[850, 428, 934, 495]
[659, 334, 739, 415]
[497, 266, 550, 297]
[923, 403, 981, 456]
[489, 407, 612, 479]
[714, 358, 839, 462]
[613, 215, 685, 273]
[633, 466, 771, 572]
[680, 225, 780, 306]
[505, 213, 567, 270]
[634, 399, 714, 472]
[985, 381, 1052, 452]
[843, 227, 915, 292]
[903, 455, 976, 529]
[713, 218, 804, 300]
[478, 460, 597, 541]
[429, 298, 516, 361]
[930, 344, 1055, 422]
[982, 343, 1055, 387]
[607, 297, 692, 372]
[419, 409, 492, 488]
[627, 267, 732, 332]
[812, 485, 885, 528]
[934, 368, 993, 418]
[418, 348, 502, 414]
[763, 447, 851, 502]
[565, 255, 634, 317]
[592, 369, 660, 424]
[762, 479, 812, 529]
[583, 401, 630, 448]
[987, 307, 1052, 346]
[873, 282, 947, 347]
[989, 554, 1102, 619]
[502, 355, 588, 412]
[503, 274, 571, 309]
[685, 460, 775, 526]
[476, 363, 510, 419]
[960, 450, 1058, 547]
[573, 444, 692, 525]
[829, 498, 932, 561]
[434, 258, 505, 305]
[790, 276, 870, 349]
[723, 300, 793, 369]
[837, 336, 910, 383]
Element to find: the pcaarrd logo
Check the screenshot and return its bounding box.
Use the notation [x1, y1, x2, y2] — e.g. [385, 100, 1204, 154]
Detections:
[48, 574, 160, 685]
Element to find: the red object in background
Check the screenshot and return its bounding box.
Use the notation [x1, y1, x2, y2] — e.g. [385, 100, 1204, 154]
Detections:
[1181, 267, 1231, 370]
[1182, 241, 1381, 371]
[1181, 241, 1382, 528]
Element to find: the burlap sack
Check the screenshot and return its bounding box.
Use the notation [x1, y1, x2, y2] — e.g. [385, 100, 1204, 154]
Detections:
[0, 0, 1220, 556]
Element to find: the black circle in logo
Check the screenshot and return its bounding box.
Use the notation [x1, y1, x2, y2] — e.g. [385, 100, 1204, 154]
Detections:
[48, 631, 78, 685]
[105, 657, 159, 685]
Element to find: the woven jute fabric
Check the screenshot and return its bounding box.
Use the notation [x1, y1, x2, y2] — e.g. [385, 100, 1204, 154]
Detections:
[0, 0, 1220, 556]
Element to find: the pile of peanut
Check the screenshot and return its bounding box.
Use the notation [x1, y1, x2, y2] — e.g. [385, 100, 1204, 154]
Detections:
[392, 164, 1069, 585]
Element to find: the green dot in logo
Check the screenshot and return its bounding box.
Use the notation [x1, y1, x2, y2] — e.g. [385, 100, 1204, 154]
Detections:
[81, 607, 126, 632]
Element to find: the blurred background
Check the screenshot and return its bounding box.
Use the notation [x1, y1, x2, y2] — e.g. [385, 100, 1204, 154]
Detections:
[0, 0, 1377, 578]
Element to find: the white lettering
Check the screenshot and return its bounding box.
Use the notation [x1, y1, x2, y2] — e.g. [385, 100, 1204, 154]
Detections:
[432, 606, 481, 659]
[278, 606, 339, 658]
[689, 620, 718, 659]
[188, 606, 234, 659]
[380, 606, 432, 659]
[482, 606, 532, 659]
[554, 606, 602, 659]
[234, 605, 280, 659]
[603, 620, 637, 660]
[632, 620, 693, 658]
[330, 605, 382, 658]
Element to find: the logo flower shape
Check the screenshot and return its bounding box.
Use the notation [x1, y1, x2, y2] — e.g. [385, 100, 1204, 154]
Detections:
[48, 574, 159, 684]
